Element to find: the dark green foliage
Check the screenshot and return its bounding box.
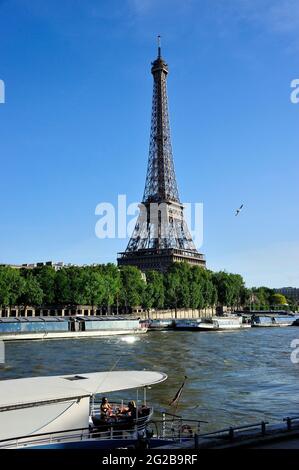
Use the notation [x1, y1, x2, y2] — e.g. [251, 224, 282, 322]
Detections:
[0, 263, 281, 311]
[142, 270, 165, 310]
[119, 266, 145, 312]
[0, 266, 25, 307]
[249, 286, 275, 310]
[34, 266, 56, 304]
[20, 274, 44, 307]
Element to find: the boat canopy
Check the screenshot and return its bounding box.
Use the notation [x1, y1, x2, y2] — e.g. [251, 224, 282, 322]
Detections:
[0, 371, 167, 410]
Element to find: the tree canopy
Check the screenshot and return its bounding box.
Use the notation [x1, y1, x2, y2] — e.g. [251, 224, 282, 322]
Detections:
[0, 263, 291, 312]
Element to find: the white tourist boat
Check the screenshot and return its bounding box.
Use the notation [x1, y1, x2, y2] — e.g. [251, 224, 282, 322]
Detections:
[148, 319, 175, 330]
[174, 316, 244, 331]
[196, 316, 243, 331]
[174, 319, 202, 330]
[0, 370, 168, 449]
[251, 315, 297, 327]
[0, 317, 147, 341]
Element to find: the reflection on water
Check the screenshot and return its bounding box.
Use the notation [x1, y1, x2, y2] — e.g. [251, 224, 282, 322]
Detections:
[1, 328, 299, 432]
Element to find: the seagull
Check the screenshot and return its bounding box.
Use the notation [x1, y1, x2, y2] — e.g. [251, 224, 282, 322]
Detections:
[235, 204, 244, 216]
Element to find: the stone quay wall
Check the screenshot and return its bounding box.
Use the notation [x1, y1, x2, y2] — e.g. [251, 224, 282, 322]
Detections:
[0, 305, 226, 319]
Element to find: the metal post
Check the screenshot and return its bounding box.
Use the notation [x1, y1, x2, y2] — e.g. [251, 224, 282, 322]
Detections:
[197, 422, 200, 435]
[136, 388, 139, 438]
[261, 421, 266, 435]
[162, 412, 166, 438]
[91, 395, 94, 416]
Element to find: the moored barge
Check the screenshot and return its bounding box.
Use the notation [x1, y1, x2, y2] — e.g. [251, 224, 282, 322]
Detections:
[0, 316, 147, 341]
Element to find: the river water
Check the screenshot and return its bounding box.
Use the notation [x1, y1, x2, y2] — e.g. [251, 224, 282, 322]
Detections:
[1, 327, 299, 432]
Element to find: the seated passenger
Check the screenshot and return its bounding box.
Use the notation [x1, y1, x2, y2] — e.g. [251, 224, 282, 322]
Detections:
[140, 404, 149, 416]
[100, 397, 113, 417]
[127, 400, 137, 417]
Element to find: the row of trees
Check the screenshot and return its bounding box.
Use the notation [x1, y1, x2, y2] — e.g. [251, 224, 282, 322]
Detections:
[248, 287, 289, 310]
[0, 263, 291, 312]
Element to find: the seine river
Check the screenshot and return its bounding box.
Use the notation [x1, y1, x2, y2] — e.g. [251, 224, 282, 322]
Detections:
[2, 327, 299, 433]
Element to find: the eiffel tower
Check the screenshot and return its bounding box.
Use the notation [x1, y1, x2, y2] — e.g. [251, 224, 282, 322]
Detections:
[117, 38, 206, 272]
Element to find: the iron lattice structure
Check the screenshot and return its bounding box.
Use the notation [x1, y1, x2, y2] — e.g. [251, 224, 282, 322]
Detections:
[117, 41, 206, 272]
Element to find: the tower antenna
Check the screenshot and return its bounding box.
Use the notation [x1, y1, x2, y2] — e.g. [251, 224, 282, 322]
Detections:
[157, 35, 161, 58]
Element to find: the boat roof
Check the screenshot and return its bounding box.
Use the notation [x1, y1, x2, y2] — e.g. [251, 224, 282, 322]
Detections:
[0, 371, 167, 409]
[0, 316, 140, 323]
[0, 317, 68, 323]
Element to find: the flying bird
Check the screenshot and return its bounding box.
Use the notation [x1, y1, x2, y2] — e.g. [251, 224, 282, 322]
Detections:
[235, 204, 244, 216]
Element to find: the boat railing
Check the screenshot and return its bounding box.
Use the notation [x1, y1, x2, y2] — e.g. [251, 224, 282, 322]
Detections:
[0, 421, 149, 449]
[145, 412, 208, 442]
[91, 401, 127, 415]
[90, 401, 153, 425]
[0, 427, 91, 449]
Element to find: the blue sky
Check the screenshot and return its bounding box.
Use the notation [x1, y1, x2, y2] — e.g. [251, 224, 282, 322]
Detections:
[0, 0, 298, 287]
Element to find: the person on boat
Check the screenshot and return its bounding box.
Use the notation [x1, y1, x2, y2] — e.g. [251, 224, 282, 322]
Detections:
[127, 400, 137, 418]
[100, 397, 113, 418]
[119, 400, 137, 417]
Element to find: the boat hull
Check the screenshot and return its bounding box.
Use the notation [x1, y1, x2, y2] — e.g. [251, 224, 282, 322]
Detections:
[0, 328, 147, 341]
[196, 325, 241, 331]
[252, 323, 293, 327]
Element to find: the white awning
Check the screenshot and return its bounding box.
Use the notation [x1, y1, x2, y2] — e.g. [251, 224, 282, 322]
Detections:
[0, 371, 167, 409]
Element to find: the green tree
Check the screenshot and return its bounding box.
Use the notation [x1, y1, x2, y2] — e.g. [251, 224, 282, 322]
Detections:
[229, 273, 245, 309]
[164, 263, 191, 309]
[34, 266, 56, 305]
[271, 293, 288, 306]
[143, 270, 165, 309]
[212, 271, 245, 310]
[0, 267, 25, 313]
[212, 271, 233, 307]
[82, 269, 105, 314]
[189, 266, 205, 309]
[21, 275, 44, 310]
[99, 264, 121, 314]
[250, 287, 274, 310]
[164, 267, 181, 313]
[119, 266, 145, 313]
[55, 268, 72, 304]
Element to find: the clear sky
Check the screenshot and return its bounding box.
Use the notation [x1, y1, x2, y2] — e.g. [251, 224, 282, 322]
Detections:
[0, 0, 298, 288]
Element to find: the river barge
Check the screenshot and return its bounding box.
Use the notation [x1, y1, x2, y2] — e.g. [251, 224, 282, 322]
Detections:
[195, 316, 243, 331]
[148, 319, 174, 330]
[251, 314, 297, 327]
[173, 317, 244, 331]
[0, 316, 147, 341]
[173, 319, 202, 330]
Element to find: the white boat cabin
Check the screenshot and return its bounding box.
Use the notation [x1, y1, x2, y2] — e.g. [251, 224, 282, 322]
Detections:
[0, 371, 167, 444]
